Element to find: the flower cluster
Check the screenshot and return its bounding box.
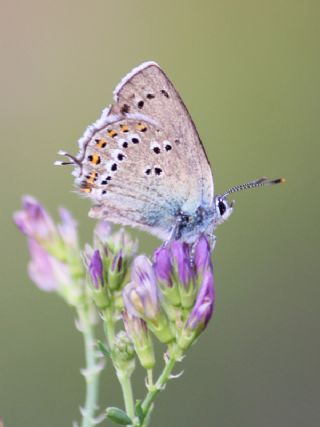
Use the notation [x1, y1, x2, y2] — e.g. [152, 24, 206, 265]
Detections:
[14, 196, 215, 427]
[14, 196, 83, 304]
[123, 237, 214, 365]
[83, 222, 138, 316]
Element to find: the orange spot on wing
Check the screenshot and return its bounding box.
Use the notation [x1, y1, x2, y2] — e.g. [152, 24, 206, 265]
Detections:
[120, 124, 129, 133]
[90, 154, 101, 165]
[107, 129, 118, 138]
[136, 123, 147, 132]
[95, 138, 107, 149]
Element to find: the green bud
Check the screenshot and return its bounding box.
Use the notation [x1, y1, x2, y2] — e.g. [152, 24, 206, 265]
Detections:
[123, 311, 155, 370]
[106, 407, 133, 425]
[135, 340, 155, 370]
[108, 251, 126, 291]
[113, 331, 135, 373]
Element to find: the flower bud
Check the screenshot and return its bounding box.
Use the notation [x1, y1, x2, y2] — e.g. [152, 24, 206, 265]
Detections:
[112, 331, 135, 373]
[154, 246, 172, 286]
[89, 250, 104, 289]
[124, 256, 159, 319]
[108, 250, 126, 291]
[106, 407, 132, 426]
[123, 310, 155, 370]
[194, 235, 211, 275]
[14, 196, 58, 248]
[123, 256, 174, 344]
[170, 241, 196, 310]
[27, 238, 67, 292]
[178, 268, 215, 350]
[171, 241, 194, 289]
[86, 248, 110, 309]
[27, 238, 82, 305]
[154, 247, 180, 320]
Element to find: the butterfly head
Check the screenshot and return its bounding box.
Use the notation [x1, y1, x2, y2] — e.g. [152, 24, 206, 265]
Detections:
[213, 176, 285, 227]
[214, 195, 234, 226]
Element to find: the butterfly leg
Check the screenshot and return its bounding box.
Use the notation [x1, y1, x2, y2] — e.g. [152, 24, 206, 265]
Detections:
[163, 222, 181, 247]
[206, 233, 217, 252]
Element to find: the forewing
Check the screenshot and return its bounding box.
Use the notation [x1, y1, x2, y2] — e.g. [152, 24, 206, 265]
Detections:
[111, 62, 214, 208]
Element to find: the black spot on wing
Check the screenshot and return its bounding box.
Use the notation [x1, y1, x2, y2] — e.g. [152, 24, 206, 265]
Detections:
[161, 89, 169, 98]
[121, 104, 130, 114]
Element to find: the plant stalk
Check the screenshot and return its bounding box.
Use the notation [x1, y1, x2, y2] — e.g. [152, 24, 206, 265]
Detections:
[103, 306, 135, 423]
[141, 355, 179, 424]
[78, 304, 101, 427]
[116, 369, 135, 420]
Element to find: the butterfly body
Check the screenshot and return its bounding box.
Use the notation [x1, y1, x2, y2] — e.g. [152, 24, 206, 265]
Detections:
[57, 61, 282, 244]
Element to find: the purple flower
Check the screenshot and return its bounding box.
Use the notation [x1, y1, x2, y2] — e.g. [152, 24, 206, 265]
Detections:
[153, 245, 181, 310]
[108, 250, 126, 291]
[194, 235, 211, 274]
[111, 250, 123, 274]
[154, 246, 172, 287]
[123, 255, 159, 319]
[14, 196, 57, 244]
[186, 268, 215, 332]
[89, 250, 104, 289]
[57, 208, 78, 249]
[123, 255, 175, 344]
[27, 238, 70, 292]
[171, 241, 193, 288]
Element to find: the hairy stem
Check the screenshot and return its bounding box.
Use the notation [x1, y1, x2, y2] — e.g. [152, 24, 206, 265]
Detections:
[103, 307, 135, 422]
[141, 354, 180, 424]
[78, 304, 101, 427]
[103, 307, 115, 350]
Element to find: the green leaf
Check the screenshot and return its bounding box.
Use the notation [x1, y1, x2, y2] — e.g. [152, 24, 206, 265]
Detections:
[106, 407, 132, 425]
[135, 400, 144, 422]
[97, 340, 110, 357]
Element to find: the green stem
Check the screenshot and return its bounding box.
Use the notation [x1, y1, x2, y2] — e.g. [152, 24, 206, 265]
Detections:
[147, 369, 154, 389]
[103, 307, 135, 422]
[78, 304, 100, 427]
[117, 369, 135, 420]
[141, 355, 178, 423]
[103, 307, 115, 350]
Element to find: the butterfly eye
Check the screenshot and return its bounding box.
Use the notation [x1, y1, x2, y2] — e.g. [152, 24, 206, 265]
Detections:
[218, 200, 227, 216]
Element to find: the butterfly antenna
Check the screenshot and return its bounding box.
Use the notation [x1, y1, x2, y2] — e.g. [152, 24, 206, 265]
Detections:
[54, 151, 82, 167]
[222, 177, 285, 198]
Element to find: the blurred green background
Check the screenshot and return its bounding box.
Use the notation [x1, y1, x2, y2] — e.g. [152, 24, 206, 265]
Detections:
[1, 0, 319, 426]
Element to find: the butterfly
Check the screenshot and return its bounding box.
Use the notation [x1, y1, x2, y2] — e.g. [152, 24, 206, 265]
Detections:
[56, 61, 284, 244]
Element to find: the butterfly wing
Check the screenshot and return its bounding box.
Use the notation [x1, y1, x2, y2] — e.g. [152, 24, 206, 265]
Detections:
[62, 62, 214, 240]
[111, 62, 214, 208]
